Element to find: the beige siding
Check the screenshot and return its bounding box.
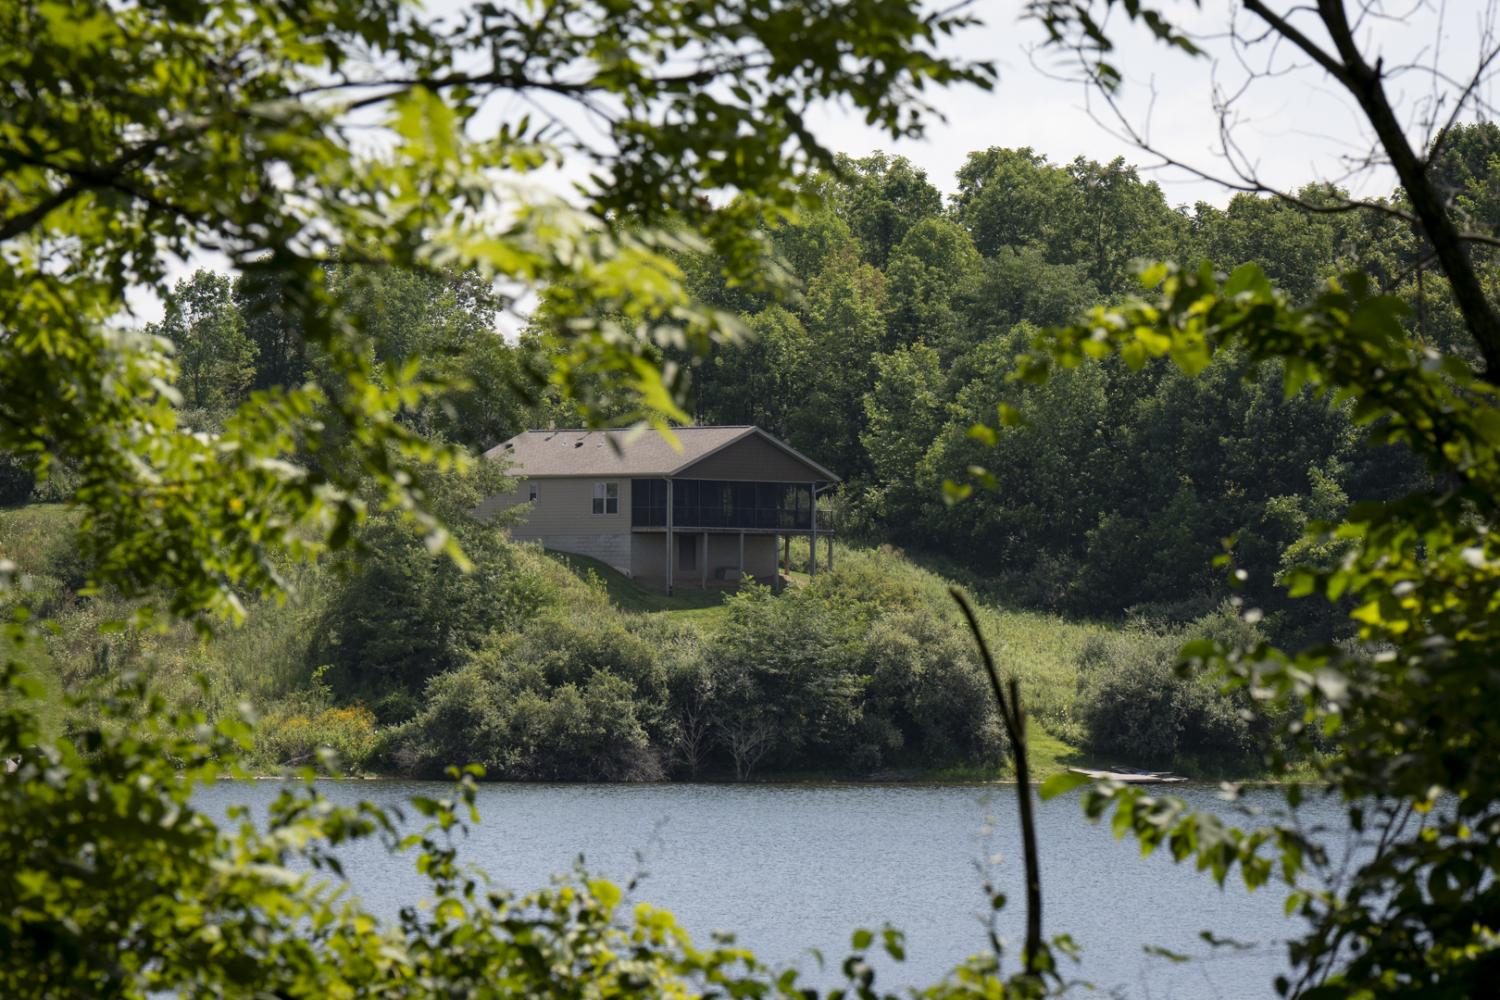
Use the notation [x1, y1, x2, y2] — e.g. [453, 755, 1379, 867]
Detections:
[481, 476, 632, 573]
[676, 434, 827, 482]
[474, 486, 527, 521]
[486, 477, 631, 536]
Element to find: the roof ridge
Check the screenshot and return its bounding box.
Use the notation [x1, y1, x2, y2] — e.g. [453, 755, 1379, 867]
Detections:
[519, 425, 752, 433]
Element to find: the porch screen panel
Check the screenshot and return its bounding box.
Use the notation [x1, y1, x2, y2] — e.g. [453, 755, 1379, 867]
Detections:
[669, 480, 812, 530]
[631, 479, 667, 526]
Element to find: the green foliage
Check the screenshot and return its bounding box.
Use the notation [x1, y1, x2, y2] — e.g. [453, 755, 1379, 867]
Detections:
[2, 0, 990, 626]
[827, 152, 945, 268]
[149, 269, 258, 411]
[679, 139, 1424, 641]
[390, 638, 661, 781]
[306, 461, 555, 709]
[389, 550, 1008, 782]
[1010, 255, 1500, 994]
[1075, 606, 1274, 769]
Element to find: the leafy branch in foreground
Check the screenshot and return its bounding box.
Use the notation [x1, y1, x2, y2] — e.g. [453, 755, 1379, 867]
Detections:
[0, 632, 1069, 997]
[967, 257, 1500, 996]
[1, 0, 991, 625]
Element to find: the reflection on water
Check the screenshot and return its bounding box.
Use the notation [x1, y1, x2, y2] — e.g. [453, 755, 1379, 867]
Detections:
[198, 781, 1343, 998]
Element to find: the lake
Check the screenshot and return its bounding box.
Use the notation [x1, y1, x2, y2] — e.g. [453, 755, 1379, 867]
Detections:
[199, 780, 1342, 998]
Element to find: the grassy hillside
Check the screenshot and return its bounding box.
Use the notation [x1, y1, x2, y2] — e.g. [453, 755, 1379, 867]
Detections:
[2, 502, 1267, 780]
[528, 544, 1171, 779]
[543, 551, 731, 627]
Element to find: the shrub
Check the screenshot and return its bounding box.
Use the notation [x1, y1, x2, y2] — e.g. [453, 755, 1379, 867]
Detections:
[496, 607, 673, 743]
[255, 704, 381, 772]
[699, 581, 1004, 777]
[314, 518, 557, 703]
[388, 637, 663, 781]
[1075, 606, 1269, 770]
[860, 610, 1004, 768]
[704, 584, 865, 777]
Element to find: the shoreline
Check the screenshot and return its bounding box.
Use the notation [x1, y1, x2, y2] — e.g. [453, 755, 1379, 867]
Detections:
[231, 771, 1294, 788]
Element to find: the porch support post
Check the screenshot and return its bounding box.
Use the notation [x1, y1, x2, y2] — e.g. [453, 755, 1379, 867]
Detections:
[701, 530, 708, 589]
[809, 483, 818, 577]
[738, 531, 745, 583]
[665, 478, 674, 596]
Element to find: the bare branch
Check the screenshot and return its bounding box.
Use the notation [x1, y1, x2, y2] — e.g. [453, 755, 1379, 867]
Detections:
[951, 587, 1044, 981]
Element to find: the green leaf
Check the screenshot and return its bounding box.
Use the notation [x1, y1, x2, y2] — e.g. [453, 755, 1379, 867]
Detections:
[997, 402, 1026, 427]
[1040, 770, 1092, 800]
[1224, 262, 1271, 298]
[967, 422, 997, 446]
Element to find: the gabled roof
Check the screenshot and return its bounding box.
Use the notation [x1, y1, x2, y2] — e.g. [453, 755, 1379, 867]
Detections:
[482, 426, 840, 482]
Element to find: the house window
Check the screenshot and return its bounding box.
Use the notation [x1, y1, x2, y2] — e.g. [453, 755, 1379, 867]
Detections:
[527, 482, 538, 502]
[592, 481, 619, 515]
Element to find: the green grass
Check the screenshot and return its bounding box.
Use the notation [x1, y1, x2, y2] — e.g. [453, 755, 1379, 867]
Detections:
[544, 550, 732, 628]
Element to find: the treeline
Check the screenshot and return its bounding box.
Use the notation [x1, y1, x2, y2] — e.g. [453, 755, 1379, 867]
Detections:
[11, 131, 1498, 642]
[676, 129, 1500, 639]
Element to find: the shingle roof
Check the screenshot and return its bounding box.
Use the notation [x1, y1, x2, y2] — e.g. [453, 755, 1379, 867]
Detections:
[482, 426, 838, 481]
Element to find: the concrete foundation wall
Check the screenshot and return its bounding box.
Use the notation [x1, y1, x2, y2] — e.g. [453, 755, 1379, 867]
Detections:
[535, 532, 632, 576]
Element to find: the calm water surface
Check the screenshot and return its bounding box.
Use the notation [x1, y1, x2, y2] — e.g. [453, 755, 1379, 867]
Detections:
[199, 781, 1342, 998]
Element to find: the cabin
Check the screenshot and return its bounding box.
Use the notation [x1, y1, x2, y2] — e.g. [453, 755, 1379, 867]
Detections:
[478, 426, 838, 592]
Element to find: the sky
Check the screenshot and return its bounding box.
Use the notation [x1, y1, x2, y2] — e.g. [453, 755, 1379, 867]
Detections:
[801, 0, 1495, 209]
[143, 0, 1498, 317]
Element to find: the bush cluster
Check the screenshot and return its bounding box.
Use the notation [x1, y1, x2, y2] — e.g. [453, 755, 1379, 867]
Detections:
[1074, 605, 1276, 770]
[256, 704, 381, 770]
[386, 556, 1004, 781]
[3, 498, 1272, 780]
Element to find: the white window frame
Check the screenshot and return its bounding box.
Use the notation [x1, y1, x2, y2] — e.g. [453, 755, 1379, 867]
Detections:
[592, 481, 619, 515]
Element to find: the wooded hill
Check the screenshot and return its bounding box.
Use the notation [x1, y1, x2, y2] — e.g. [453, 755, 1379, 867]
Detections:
[6, 131, 1496, 775]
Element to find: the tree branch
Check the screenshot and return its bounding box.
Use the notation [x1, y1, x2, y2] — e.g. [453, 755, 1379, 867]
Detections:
[0, 141, 166, 243]
[951, 587, 1044, 981]
[1238, 0, 1500, 381]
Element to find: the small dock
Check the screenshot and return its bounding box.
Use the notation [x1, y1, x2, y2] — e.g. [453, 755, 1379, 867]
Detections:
[1068, 767, 1188, 784]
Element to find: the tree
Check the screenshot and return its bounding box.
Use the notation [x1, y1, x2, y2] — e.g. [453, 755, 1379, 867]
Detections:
[954, 147, 1077, 257]
[790, 245, 890, 478]
[150, 270, 258, 412]
[882, 217, 984, 353]
[825, 151, 945, 268]
[861, 342, 947, 522]
[991, 3, 1500, 993]
[1, 0, 996, 993]
[327, 263, 538, 450]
